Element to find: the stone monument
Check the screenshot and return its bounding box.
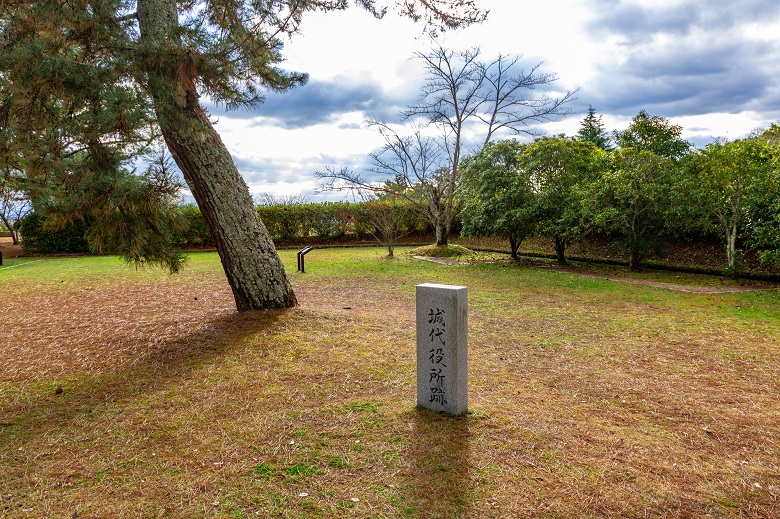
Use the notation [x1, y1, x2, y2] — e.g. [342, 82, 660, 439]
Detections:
[416, 283, 468, 416]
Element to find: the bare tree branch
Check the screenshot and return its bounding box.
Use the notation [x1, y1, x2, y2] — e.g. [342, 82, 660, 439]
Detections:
[319, 43, 574, 247]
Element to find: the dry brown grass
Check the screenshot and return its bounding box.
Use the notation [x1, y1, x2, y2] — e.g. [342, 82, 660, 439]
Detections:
[1, 249, 779, 518]
[0, 237, 21, 260]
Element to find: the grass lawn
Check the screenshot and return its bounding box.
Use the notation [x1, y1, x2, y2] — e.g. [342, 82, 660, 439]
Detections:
[1, 248, 779, 518]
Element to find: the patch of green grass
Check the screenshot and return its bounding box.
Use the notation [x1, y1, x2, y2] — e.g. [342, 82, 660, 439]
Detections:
[327, 456, 349, 468]
[254, 462, 275, 479]
[283, 463, 326, 477]
[346, 401, 381, 413]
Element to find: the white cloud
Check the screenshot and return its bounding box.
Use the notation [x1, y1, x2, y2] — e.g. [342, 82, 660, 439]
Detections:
[206, 0, 780, 200]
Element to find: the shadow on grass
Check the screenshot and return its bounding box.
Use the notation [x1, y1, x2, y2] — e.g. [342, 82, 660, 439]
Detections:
[395, 408, 473, 518]
[0, 309, 288, 440]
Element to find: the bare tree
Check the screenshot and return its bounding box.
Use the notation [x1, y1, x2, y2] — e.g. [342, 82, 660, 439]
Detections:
[317, 121, 455, 244]
[403, 46, 576, 245]
[319, 45, 576, 246]
[256, 193, 310, 206]
[359, 196, 413, 257]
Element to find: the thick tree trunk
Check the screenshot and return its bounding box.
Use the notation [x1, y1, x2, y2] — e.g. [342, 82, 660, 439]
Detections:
[137, 0, 296, 311]
[161, 122, 297, 311]
[434, 221, 449, 247]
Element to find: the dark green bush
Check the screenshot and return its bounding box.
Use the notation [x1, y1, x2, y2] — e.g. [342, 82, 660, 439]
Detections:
[20, 212, 91, 254]
[257, 202, 364, 241]
[175, 204, 213, 248]
[309, 202, 352, 240]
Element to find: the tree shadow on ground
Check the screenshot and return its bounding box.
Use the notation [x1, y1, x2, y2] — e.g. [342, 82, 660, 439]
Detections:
[0, 309, 288, 438]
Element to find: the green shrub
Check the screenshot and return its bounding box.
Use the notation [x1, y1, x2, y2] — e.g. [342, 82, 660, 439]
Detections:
[309, 202, 350, 239]
[19, 212, 91, 254]
[175, 204, 213, 248]
[258, 202, 363, 241]
[173, 201, 432, 244]
[258, 204, 308, 240]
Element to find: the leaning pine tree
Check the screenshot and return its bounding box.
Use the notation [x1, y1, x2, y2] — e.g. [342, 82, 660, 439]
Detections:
[0, 0, 484, 311]
[134, 0, 301, 310]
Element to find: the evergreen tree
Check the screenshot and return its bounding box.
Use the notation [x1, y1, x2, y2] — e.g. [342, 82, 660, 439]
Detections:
[0, 0, 484, 311]
[584, 148, 673, 269]
[0, 1, 184, 270]
[522, 136, 606, 264]
[576, 105, 612, 150]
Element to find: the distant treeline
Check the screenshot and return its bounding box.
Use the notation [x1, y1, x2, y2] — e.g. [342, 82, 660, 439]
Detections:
[17, 199, 780, 277]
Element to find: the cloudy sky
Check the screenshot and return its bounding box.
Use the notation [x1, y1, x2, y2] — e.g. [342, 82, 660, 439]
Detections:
[202, 0, 780, 202]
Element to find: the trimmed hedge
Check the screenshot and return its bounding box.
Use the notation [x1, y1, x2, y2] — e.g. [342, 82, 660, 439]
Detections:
[169, 201, 430, 248]
[17, 202, 780, 278]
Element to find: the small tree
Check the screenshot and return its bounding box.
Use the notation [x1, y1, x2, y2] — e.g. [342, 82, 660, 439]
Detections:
[749, 130, 780, 266]
[614, 110, 691, 160]
[358, 197, 413, 257]
[460, 140, 535, 258]
[317, 122, 452, 242]
[522, 136, 605, 264]
[692, 138, 779, 274]
[585, 149, 672, 269]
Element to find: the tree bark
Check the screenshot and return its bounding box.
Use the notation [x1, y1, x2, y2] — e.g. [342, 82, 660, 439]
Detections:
[726, 220, 738, 273]
[629, 237, 640, 270]
[137, 0, 296, 311]
[553, 235, 567, 265]
[509, 237, 519, 259]
[0, 215, 20, 245]
[434, 220, 449, 247]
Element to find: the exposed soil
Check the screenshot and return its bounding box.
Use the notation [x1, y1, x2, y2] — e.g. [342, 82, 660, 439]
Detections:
[2, 249, 779, 517]
[0, 237, 21, 259]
